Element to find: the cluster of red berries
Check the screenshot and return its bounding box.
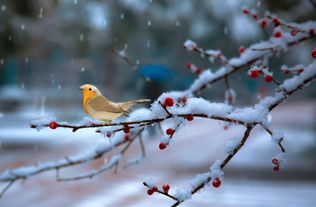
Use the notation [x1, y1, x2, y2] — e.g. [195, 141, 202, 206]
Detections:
[158, 128, 174, 150]
[147, 184, 170, 195]
[163, 96, 188, 108]
[123, 124, 130, 141]
[249, 69, 273, 83]
[187, 63, 201, 74]
[272, 158, 280, 171]
[241, 8, 270, 29]
[49, 121, 58, 129]
[241, 8, 258, 20]
[212, 177, 222, 188]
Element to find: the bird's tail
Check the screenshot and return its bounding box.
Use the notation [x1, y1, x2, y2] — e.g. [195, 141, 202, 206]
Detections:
[119, 99, 151, 111]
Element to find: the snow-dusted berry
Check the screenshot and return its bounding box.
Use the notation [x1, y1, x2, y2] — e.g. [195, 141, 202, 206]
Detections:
[152, 186, 158, 192]
[239, 46, 245, 54]
[163, 97, 174, 107]
[147, 189, 154, 195]
[212, 177, 221, 188]
[242, 8, 250, 14]
[186, 115, 194, 121]
[272, 18, 280, 26]
[265, 75, 273, 83]
[260, 19, 268, 28]
[124, 134, 130, 142]
[252, 13, 258, 20]
[250, 70, 260, 79]
[181, 96, 187, 104]
[49, 121, 58, 129]
[124, 126, 130, 134]
[106, 132, 111, 138]
[311, 50, 316, 58]
[291, 30, 297, 36]
[166, 128, 174, 135]
[186, 63, 193, 70]
[274, 31, 282, 38]
[272, 158, 279, 165]
[162, 184, 170, 193]
[273, 166, 280, 171]
[159, 142, 167, 150]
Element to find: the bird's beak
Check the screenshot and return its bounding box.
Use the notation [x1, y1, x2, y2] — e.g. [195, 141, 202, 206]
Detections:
[79, 86, 84, 90]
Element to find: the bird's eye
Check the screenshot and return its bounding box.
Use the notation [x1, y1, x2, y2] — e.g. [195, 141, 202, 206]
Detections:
[88, 88, 92, 91]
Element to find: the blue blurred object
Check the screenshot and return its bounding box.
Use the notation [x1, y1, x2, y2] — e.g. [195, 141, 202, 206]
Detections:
[139, 64, 175, 82]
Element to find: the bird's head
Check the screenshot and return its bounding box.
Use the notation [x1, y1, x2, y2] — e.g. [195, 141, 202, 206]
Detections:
[80, 84, 102, 100]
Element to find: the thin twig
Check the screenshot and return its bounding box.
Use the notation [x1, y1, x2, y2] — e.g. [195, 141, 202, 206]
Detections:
[113, 49, 151, 82]
[0, 181, 15, 198]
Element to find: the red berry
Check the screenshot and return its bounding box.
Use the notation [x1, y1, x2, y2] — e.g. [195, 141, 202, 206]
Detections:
[291, 30, 297, 36]
[166, 128, 174, 135]
[49, 121, 58, 129]
[147, 189, 154, 195]
[309, 28, 315, 34]
[252, 13, 258, 20]
[274, 31, 282, 38]
[164, 97, 174, 107]
[239, 46, 245, 54]
[260, 19, 268, 28]
[124, 134, 130, 142]
[181, 96, 187, 104]
[223, 125, 229, 130]
[272, 158, 279, 165]
[162, 184, 170, 193]
[250, 70, 260, 79]
[123, 126, 130, 134]
[312, 50, 316, 58]
[159, 142, 167, 150]
[152, 187, 158, 192]
[265, 75, 273, 83]
[283, 70, 289, 75]
[106, 132, 111, 137]
[273, 166, 280, 171]
[212, 177, 221, 188]
[217, 52, 222, 58]
[186, 63, 193, 69]
[186, 115, 194, 121]
[273, 18, 280, 26]
[196, 67, 201, 74]
[242, 8, 250, 14]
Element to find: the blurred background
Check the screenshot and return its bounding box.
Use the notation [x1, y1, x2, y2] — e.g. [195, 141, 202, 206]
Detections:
[0, 0, 316, 206]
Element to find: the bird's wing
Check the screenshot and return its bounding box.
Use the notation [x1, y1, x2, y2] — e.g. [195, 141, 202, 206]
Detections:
[88, 96, 123, 113]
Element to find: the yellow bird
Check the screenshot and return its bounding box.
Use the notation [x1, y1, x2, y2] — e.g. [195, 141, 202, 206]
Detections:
[80, 84, 151, 123]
